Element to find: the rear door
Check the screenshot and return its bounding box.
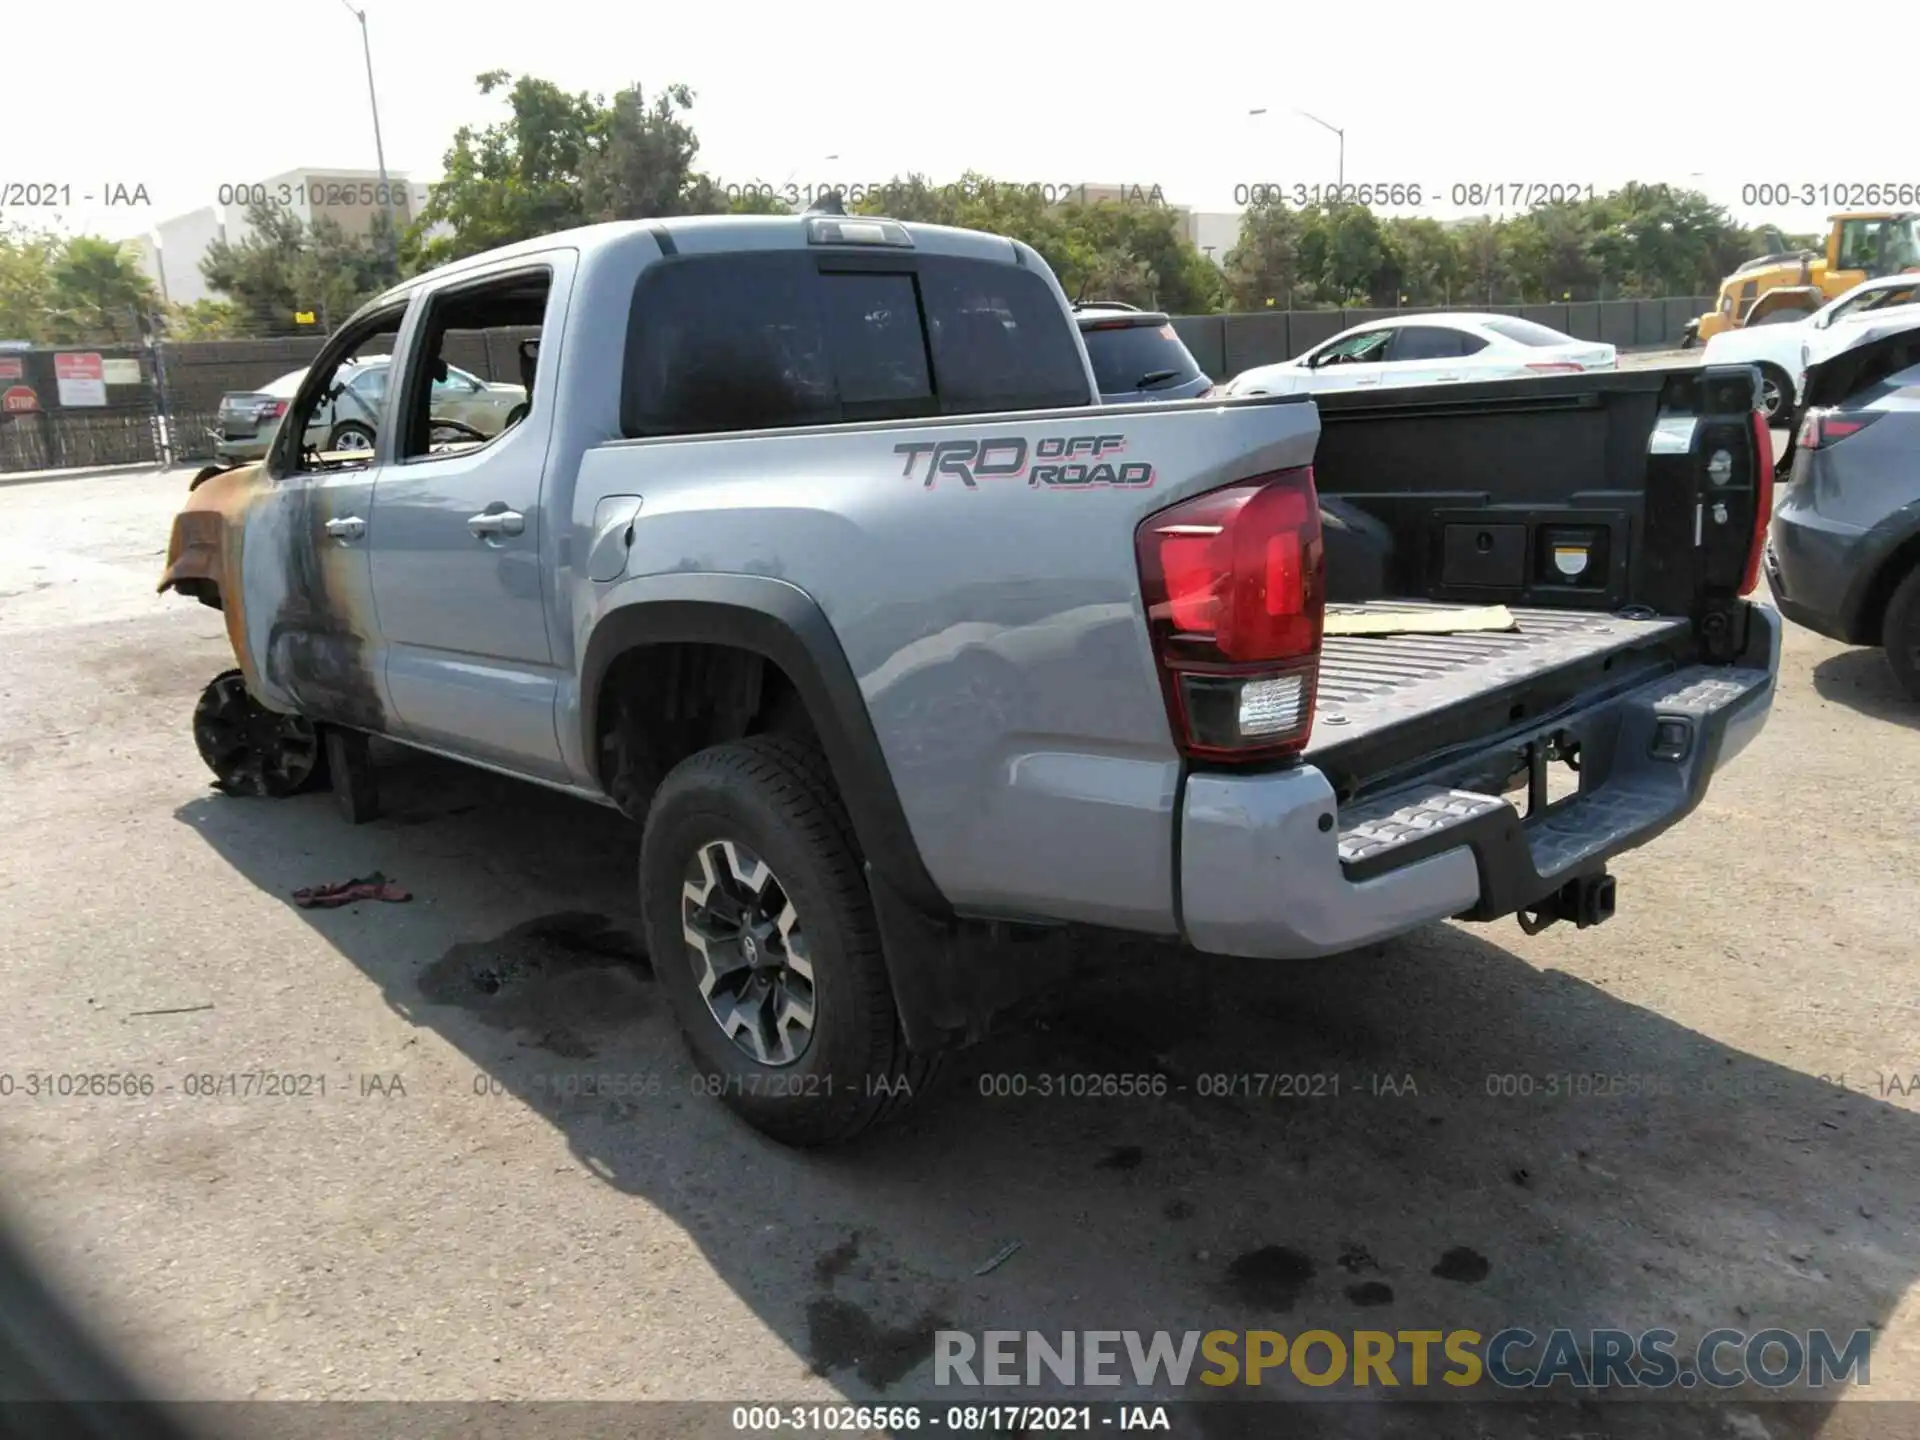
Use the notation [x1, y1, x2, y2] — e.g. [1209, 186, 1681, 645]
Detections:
[1380, 325, 1485, 387]
[368, 255, 575, 779]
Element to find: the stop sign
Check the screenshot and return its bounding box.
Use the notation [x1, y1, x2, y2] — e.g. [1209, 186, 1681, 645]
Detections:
[2, 385, 39, 413]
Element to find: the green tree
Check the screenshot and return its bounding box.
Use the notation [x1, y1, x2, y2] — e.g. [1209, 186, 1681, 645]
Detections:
[0, 225, 162, 343]
[1223, 199, 1306, 311]
[583, 82, 728, 221]
[47, 235, 160, 342]
[1055, 199, 1223, 313]
[162, 298, 240, 340]
[414, 71, 756, 264]
[1380, 216, 1464, 307]
[1501, 203, 1598, 302]
[411, 70, 601, 265]
[201, 201, 399, 334]
[0, 223, 60, 342]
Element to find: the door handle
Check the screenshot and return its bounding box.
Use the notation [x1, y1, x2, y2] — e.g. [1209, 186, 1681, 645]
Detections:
[324, 516, 366, 541]
[468, 507, 525, 539]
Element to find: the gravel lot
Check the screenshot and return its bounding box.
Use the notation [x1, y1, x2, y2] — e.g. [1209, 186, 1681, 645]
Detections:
[1, 464, 1915, 1438]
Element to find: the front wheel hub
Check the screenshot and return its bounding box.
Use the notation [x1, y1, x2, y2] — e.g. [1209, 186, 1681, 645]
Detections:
[192, 670, 320, 797]
[681, 839, 816, 1067]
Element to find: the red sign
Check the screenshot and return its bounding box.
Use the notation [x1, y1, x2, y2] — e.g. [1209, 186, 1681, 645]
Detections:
[54, 352, 104, 382]
[0, 357, 21, 381]
[2, 385, 40, 413]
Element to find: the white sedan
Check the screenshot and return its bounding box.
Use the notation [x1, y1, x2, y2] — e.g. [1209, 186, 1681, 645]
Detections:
[1703, 273, 1920, 424]
[1220, 314, 1617, 398]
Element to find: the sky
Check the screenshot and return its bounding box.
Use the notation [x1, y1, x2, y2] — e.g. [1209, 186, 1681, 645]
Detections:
[6, 0, 1911, 244]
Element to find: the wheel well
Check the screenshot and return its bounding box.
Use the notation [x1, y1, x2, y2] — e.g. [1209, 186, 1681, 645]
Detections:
[593, 642, 819, 820]
[1855, 538, 1920, 647]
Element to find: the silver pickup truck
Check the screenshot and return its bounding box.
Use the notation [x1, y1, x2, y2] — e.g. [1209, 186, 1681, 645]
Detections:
[161, 209, 1780, 1147]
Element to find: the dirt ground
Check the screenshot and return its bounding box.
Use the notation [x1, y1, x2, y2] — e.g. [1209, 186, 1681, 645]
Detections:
[0, 465, 1915, 1439]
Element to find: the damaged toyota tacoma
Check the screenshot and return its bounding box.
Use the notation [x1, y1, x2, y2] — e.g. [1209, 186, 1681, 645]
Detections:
[160, 208, 1780, 1147]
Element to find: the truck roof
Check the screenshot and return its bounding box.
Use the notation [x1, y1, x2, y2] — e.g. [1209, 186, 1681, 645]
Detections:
[366, 213, 1034, 313]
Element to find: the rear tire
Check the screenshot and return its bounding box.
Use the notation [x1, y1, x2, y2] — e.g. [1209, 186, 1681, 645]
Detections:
[639, 735, 941, 1147]
[1756, 364, 1795, 424]
[328, 421, 375, 455]
[1882, 566, 1920, 702]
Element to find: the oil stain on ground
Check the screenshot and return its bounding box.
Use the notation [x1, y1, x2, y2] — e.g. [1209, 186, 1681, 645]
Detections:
[1222, 1246, 1316, 1311]
[417, 912, 652, 1059]
[815, 1231, 863, 1286]
[1431, 1246, 1491, 1284]
[805, 1297, 949, 1392]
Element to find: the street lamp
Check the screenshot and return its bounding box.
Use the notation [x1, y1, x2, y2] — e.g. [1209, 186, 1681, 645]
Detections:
[1294, 109, 1344, 191]
[337, 0, 396, 250]
[1246, 107, 1344, 193]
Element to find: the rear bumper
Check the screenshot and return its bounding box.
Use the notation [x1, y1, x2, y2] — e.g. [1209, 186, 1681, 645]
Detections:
[1767, 502, 1875, 644]
[1177, 608, 1779, 958]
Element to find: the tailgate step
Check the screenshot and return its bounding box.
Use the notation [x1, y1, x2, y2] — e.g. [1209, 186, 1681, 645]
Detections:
[1338, 788, 1510, 868]
[1335, 662, 1772, 905]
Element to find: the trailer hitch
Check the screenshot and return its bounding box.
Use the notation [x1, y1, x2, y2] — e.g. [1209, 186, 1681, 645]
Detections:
[1516, 873, 1617, 936]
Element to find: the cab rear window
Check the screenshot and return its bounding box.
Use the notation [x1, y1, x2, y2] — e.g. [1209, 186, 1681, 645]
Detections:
[621, 250, 1090, 437]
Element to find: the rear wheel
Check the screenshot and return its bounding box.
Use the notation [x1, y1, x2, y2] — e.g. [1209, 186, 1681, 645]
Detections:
[639, 735, 940, 1146]
[1756, 364, 1795, 424]
[328, 421, 375, 455]
[1882, 566, 1920, 702]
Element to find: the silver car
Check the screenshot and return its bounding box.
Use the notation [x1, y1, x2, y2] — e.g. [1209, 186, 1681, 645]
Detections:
[212, 357, 526, 463]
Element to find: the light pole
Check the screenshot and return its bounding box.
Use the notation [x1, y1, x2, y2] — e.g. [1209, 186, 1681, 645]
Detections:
[1247, 107, 1343, 193]
[337, 0, 396, 253]
[1295, 109, 1344, 191]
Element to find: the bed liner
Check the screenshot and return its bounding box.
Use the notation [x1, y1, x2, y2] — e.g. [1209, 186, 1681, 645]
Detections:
[1304, 600, 1694, 791]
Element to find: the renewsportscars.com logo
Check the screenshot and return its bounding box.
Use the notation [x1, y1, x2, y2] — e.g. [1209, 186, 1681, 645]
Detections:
[935, 1327, 1873, 1391]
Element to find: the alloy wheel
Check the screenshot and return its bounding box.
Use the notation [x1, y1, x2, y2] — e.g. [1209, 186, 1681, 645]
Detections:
[193, 671, 320, 796]
[680, 839, 817, 1066]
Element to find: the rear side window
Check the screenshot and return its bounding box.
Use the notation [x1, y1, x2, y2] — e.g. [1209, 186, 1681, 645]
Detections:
[1080, 322, 1204, 392]
[1480, 317, 1575, 347]
[916, 254, 1090, 414]
[1386, 326, 1478, 361]
[622, 251, 1089, 438]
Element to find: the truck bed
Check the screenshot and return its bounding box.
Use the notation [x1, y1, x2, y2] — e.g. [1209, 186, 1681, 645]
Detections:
[1304, 601, 1693, 794]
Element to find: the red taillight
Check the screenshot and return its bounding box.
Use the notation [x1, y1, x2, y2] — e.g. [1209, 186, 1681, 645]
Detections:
[258, 400, 287, 419]
[1797, 409, 1883, 450]
[1135, 466, 1325, 761]
[1741, 409, 1774, 598]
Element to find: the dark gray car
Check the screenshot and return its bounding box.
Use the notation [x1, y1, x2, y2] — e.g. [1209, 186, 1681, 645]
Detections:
[1767, 319, 1920, 698]
[1074, 304, 1213, 404]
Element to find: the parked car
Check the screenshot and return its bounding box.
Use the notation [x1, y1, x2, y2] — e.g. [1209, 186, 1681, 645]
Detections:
[1221, 314, 1617, 398]
[161, 211, 1776, 1148]
[211, 356, 526, 463]
[1767, 315, 1920, 698]
[1703, 273, 1920, 424]
[1073, 302, 1213, 403]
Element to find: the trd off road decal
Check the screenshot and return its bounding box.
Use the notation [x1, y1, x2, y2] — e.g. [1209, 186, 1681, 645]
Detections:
[894, 435, 1155, 490]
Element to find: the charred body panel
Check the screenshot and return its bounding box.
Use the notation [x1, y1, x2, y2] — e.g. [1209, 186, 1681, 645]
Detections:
[159, 460, 389, 732]
[255, 473, 387, 733]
